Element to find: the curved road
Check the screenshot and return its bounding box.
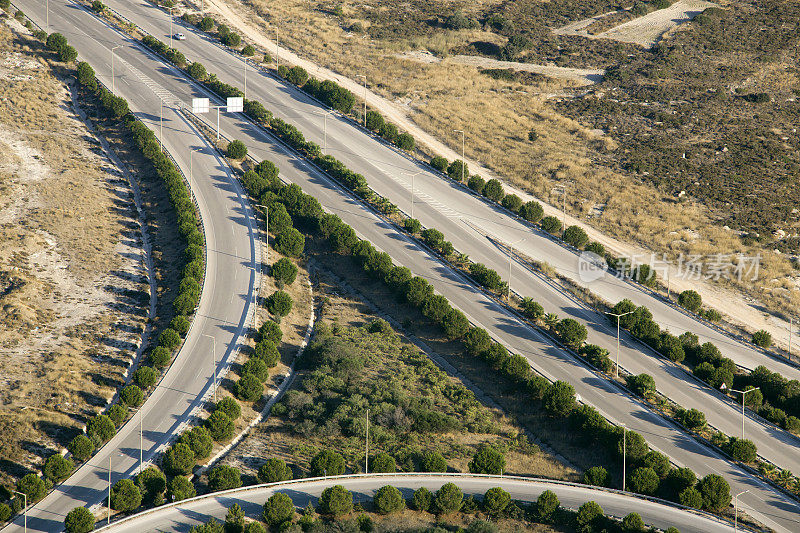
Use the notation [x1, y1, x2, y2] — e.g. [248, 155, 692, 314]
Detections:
[8, 2, 800, 532]
[93, 474, 731, 533]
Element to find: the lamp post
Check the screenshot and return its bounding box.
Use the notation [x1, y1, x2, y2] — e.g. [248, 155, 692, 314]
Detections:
[318, 110, 333, 154]
[189, 148, 198, 187]
[243, 58, 248, 100]
[365, 408, 370, 474]
[128, 407, 144, 474]
[108, 452, 124, 524]
[507, 238, 525, 301]
[607, 310, 634, 378]
[731, 387, 760, 439]
[255, 204, 269, 266]
[12, 491, 26, 533]
[202, 334, 217, 402]
[402, 170, 423, 220]
[169, 7, 174, 49]
[110, 45, 121, 93]
[274, 27, 279, 72]
[45, 0, 49, 32]
[734, 489, 749, 532]
[357, 75, 367, 127]
[453, 129, 465, 182]
[621, 423, 627, 492]
[159, 98, 164, 152]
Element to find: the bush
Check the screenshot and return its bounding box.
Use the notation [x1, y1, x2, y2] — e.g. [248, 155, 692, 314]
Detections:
[625, 373, 656, 398]
[44, 454, 74, 483]
[582, 466, 608, 487]
[254, 339, 280, 366]
[87, 414, 116, 443]
[371, 453, 396, 473]
[628, 467, 659, 495]
[227, 140, 247, 159]
[188, 61, 207, 81]
[501, 193, 523, 212]
[447, 160, 468, 182]
[540, 216, 561, 234]
[46, 32, 67, 52]
[725, 437, 757, 463]
[319, 485, 353, 516]
[311, 450, 346, 476]
[468, 175, 486, 194]
[199, 16, 215, 31]
[134, 365, 159, 389]
[179, 427, 214, 459]
[64, 506, 95, 533]
[434, 483, 463, 514]
[555, 318, 587, 348]
[521, 298, 545, 321]
[16, 473, 46, 503]
[258, 458, 293, 483]
[120, 384, 144, 407]
[206, 410, 235, 442]
[697, 474, 731, 511]
[169, 475, 196, 501]
[374, 485, 405, 514]
[271, 257, 298, 285]
[482, 487, 510, 517]
[242, 357, 269, 382]
[241, 44, 255, 56]
[58, 45, 78, 63]
[266, 290, 293, 317]
[420, 451, 447, 472]
[263, 493, 295, 526]
[76, 62, 96, 88]
[216, 396, 242, 420]
[275, 227, 305, 257]
[403, 218, 421, 234]
[208, 465, 242, 491]
[622, 512, 645, 532]
[575, 501, 603, 533]
[676, 408, 706, 430]
[222, 32, 242, 48]
[430, 156, 448, 173]
[519, 201, 543, 223]
[412, 487, 432, 511]
[236, 373, 263, 401]
[159, 328, 181, 350]
[108, 404, 126, 426]
[68, 435, 95, 462]
[258, 320, 283, 345]
[441, 308, 469, 340]
[752, 330, 772, 348]
[678, 290, 702, 312]
[468, 445, 505, 475]
[163, 442, 196, 475]
[148, 346, 171, 368]
[482, 179, 504, 202]
[365, 110, 385, 132]
[534, 490, 559, 522]
[395, 133, 415, 151]
[111, 479, 142, 511]
[543, 381, 575, 416]
[678, 487, 703, 509]
[563, 226, 589, 248]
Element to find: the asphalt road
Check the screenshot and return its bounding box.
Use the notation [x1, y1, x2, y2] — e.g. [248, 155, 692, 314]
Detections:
[96, 0, 800, 480]
[7, 2, 800, 532]
[92, 474, 732, 533]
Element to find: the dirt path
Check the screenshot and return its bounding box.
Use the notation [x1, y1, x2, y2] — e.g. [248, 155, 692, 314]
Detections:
[196, 0, 793, 356]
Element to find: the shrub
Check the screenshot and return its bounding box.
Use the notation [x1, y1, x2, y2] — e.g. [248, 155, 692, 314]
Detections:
[725, 438, 757, 463]
[44, 454, 74, 483]
[76, 62, 96, 87]
[111, 479, 142, 511]
[258, 320, 283, 345]
[107, 404, 126, 426]
[628, 467, 659, 495]
[263, 493, 295, 526]
[575, 501, 603, 533]
[540, 216, 561, 234]
[447, 160, 468, 182]
[68, 435, 95, 462]
[370, 453, 396, 473]
[468, 175, 486, 194]
[420, 451, 447, 472]
[676, 408, 706, 430]
[148, 346, 171, 368]
[169, 475, 196, 501]
[206, 410, 235, 442]
[752, 330, 772, 348]
[535, 490, 559, 522]
[521, 298, 545, 320]
[208, 465, 242, 491]
[133, 365, 159, 390]
[258, 458, 293, 483]
[46, 32, 67, 52]
[678, 290, 702, 312]
[365, 110, 385, 132]
[319, 485, 353, 516]
[188, 61, 207, 81]
[563, 226, 589, 248]
[241, 44, 255, 56]
[136, 467, 167, 503]
[311, 450, 346, 476]
[216, 396, 242, 420]
[501, 193, 523, 212]
[179, 427, 214, 459]
[482, 487, 510, 517]
[482, 179, 504, 202]
[403, 218, 421, 234]
[120, 384, 144, 407]
[87, 414, 116, 443]
[374, 485, 405, 514]
[267, 290, 293, 317]
[378, 121, 398, 142]
[468, 445, 505, 475]
[543, 381, 575, 416]
[163, 443, 196, 475]
[430, 156, 448, 173]
[434, 483, 463, 514]
[242, 357, 269, 382]
[236, 373, 263, 401]
[16, 474, 46, 503]
[555, 318, 587, 348]
[412, 487, 432, 511]
[268, 203, 293, 234]
[582, 466, 608, 487]
[64, 506, 95, 533]
[441, 308, 469, 340]
[227, 140, 247, 159]
[395, 133, 415, 151]
[625, 373, 656, 398]
[199, 16, 214, 31]
[271, 257, 298, 285]
[254, 339, 280, 366]
[519, 201, 544, 223]
[622, 512, 645, 532]
[275, 228, 305, 257]
[159, 328, 181, 350]
[678, 486, 703, 508]
[222, 32, 241, 48]
[697, 474, 731, 511]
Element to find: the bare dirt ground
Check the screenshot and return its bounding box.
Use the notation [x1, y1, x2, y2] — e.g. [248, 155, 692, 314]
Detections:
[0, 23, 150, 484]
[180, 0, 796, 353]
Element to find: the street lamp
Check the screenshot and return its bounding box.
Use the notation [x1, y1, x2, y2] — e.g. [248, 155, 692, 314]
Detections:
[243, 58, 248, 100]
[318, 110, 334, 154]
[453, 129, 465, 182]
[128, 406, 144, 475]
[110, 45, 121, 93]
[734, 489, 749, 532]
[730, 387, 760, 439]
[108, 452, 124, 524]
[365, 408, 370, 474]
[45, 0, 49, 32]
[357, 75, 367, 127]
[607, 310, 634, 378]
[159, 98, 165, 152]
[202, 334, 217, 402]
[12, 491, 26, 533]
[189, 148, 198, 187]
[402, 170, 423, 220]
[169, 7, 174, 49]
[621, 423, 627, 492]
[273, 27, 279, 72]
[255, 204, 269, 266]
[507, 238, 525, 301]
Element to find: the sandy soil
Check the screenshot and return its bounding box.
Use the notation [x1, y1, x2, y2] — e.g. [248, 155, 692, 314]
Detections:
[0, 23, 149, 482]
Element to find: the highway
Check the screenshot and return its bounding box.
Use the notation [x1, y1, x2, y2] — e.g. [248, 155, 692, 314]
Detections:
[93, 474, 732, 533]
[87, 0, 800, 500]
[7, 2, 800, 532]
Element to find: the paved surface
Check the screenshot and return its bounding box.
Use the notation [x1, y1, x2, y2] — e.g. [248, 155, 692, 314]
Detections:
[93, 474, 732, 533]
[7, 2, 800, 532]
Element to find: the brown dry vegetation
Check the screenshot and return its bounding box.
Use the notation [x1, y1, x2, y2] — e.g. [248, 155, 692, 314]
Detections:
[0, 23, 149, 484]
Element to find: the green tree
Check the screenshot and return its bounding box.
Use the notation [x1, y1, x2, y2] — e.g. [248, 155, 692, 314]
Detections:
[468, 445, 505, 474]
[752, 330, 772, 348]
[519, 201, 544, 223]
[421, 451, 447, 472]
[434, 483, 463, 514]
[370, 453, 396, 473]
[676, 408, 706, 431]
[678, 290, 702, 312]
[311, 450, 345, 476]
[266, 290, 293, 317]
[169, 475, 196, 501]
[149, 346, 172, 367]
[134, 366, 159, 389]
[582, 466, 608, 487]
[395, 133, 415, 151]
[622, 512, 645, 532]
[120, 384, 144, 407]
[697, 474, 731, 511]
[543, 381, 576, 416]
[535, 490, 559, 521]
[254, 339, 280, 367]
[575, 501, 603, 533]
[64, 506, 95, 533]
[678, 487, 703, 509]
[319, 485, 353, 516]
[618, 430, 648, 462]
[76, 61, 96, 87]
[482, 179, 504, 202]
[642, 451, 670, 478]
[136, 467, 167, 504]
[87, 415, 116, 443]
[68, 435, 95, 462]
[46, 32, 67, 52]
[664, 467, 696, 501]
[373, 485, 405, 514]
[222, 32, 241, 47]
[227, 140, 247, 159]
[258, 320, 283, 344]
[501, 193, 523, 212]
[208, 465, 242, 491]
[447, 160, 468, 181]
[107, 404, 126, 426]
[275, 228, 305, 257]
[468, 175, 486, 194]
[563, 225, 589, 248]
[263, 492, 295, 526]
[412, 487, 432, 511]
[159, 328, 181, 350]
[628, 467, 659, 495]
[111, 479, 142, 511]
[236, 373, 263, 402]
[271, 258, 298, 285]
[216, 397, 242, 420]
[163, 443, 196, 475]
[258, 458, 293, 483]
[243, 357, 269, 382]
[207, 410, 235, 442]
[625, 373, 656, 398]
[17, 474, 46, 502]
[188, 62, 207, 81]
[241, 44, 255, 57]
[555, 318, 588, 348]
[179, 426, 214, 459]
[225, 504, 245, 533]
[43, 454, 74, 483]
[540, 216, 562, 234]
[725, 438, 757, 463]
[521, 298, 545, 320]
[365, 110, 385, 132]
[199, 16, 215, 31]
[441, 308, 469, 340]
[482, 487, 510, 517]
[430, 156, 448, 173]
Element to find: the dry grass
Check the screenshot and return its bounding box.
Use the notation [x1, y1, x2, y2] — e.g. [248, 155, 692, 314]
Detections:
[0, 24, 149, 484]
